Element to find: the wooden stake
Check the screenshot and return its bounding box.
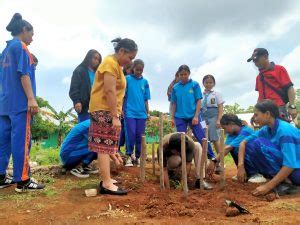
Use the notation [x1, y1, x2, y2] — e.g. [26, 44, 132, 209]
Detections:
[140, 135, 146, 183]
[200, 138, 208, 190]
[181, 133, 188, 197]
[159, 113, 165, 189]
[219, 129, 225, 190]
[152, 143, 155, 175]
[204, 128, 209, 173]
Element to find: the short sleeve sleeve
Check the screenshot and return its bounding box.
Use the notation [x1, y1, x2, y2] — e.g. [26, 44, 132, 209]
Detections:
[144, 80, 151, 101]
[16, 44, 31, 77]
[99, 58, 119, 78]
[215, 92, 224, 105]
[171, 88, 177, 103]
[193, 82, 202, 100]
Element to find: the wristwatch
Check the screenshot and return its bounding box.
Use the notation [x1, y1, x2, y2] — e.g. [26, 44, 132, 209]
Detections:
[289, 104, 296, 109]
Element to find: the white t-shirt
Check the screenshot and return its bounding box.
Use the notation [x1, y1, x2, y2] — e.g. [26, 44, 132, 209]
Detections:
[202, 90, 224, 108]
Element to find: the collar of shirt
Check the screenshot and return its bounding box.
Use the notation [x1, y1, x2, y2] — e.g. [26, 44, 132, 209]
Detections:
[129, 74, 143, 80]
[203, 89, 214, 94]
[179, 79, 192, 85]
[267, 118, 279, 136]
[258, 62, 276, 73]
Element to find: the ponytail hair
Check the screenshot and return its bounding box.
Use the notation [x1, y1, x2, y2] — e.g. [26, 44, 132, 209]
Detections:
[111, 37, 138, 53]
[255, 100, 280, 119]
[6, 13, 33, 36]
[220, 114, 243, 127]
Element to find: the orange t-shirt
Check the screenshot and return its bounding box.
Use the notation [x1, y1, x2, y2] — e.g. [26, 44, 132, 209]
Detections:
[89, 55, 126, 114]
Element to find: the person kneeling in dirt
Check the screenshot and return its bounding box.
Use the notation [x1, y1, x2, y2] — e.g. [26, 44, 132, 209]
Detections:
[207, 114, 267, 184]
[238, 100, 300, 196]
[60, 120, 98, 178]
[158, 132, 213, 190]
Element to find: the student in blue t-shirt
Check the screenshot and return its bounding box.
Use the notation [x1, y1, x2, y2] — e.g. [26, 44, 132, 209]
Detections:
[60, 120, 98, 178]
[0, 13, 45, 192]
[123, 59, 150, 167]
[207, 114, 267, 183]
[238, 100, 300, 196]
[171, 65, 215, 160]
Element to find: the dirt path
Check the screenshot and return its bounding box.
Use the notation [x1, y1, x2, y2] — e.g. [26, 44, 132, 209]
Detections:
[0, 165, 299, 225]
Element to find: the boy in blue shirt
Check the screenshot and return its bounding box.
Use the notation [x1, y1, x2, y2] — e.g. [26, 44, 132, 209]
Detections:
[60, 120, 98, 178]
[123, 59, 150, 167]
[238, 100, 300, 196]
[0, 13, 44, 192]
[171, 65, 215, 160]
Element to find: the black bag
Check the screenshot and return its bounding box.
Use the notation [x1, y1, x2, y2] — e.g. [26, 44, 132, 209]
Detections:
[259, 72, 289, 104]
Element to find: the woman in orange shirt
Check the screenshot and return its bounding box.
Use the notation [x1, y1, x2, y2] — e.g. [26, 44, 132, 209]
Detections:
[89, 38, 138, 195]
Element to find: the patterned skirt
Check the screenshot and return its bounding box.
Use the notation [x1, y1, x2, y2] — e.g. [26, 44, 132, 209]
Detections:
[88, 110, 120, 154]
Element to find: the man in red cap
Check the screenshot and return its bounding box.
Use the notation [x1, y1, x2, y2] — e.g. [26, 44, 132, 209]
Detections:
[247, 48, 297, 121]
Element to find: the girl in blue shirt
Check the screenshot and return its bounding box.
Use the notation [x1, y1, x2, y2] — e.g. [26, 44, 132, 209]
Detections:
[238, 100, 300, 196]
[207, 114, 266, 183]
[0, 13, 44, 191]
[171, 65, 215, 159]
[123, 59, 151, 166]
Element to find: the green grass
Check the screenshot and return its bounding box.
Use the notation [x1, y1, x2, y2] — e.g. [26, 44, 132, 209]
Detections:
[30, 144, 60, 166]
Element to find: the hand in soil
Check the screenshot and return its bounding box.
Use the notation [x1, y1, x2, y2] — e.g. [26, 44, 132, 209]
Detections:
[264, 192, 278, 202]
[237, 166, 247, 183]
[252, 183, 272, 196]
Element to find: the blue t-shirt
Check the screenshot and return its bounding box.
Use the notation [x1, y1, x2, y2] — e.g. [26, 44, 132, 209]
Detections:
[124, 75, 151, 119]
[171, 79, 202, 119]
[0, 38, 36, 115]
[88, 69, 95, 86]
[60, 120, 90, 162]
[246, 119, 300, 169]
[226, 126, 254, 148]
[225, 126, 255, 167]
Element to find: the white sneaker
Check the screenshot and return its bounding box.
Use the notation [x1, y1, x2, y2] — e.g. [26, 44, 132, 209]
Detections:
[136, 158, 140, 167]
[125, 157, 133, 167]
[232, 175, 238, 181]
[248, 174, 267, 183]
[70, 168, 90, 178]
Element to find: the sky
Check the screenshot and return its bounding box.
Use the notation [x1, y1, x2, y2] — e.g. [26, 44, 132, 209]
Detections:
[1, 0, 300, 113]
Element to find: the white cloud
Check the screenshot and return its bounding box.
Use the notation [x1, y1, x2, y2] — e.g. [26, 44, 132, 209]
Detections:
[1, 0, 300, 112]
[61, 76, 71, 85]
[281, 46, 300, 87]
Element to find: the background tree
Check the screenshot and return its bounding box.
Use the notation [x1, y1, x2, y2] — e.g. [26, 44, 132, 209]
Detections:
[223, 103, 245, 114]
[33, 97, 77, 146]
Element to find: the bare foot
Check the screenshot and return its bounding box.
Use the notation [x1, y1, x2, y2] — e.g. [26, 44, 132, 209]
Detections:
[102, 182, 118, 191]
[111, 178, 118, 184]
